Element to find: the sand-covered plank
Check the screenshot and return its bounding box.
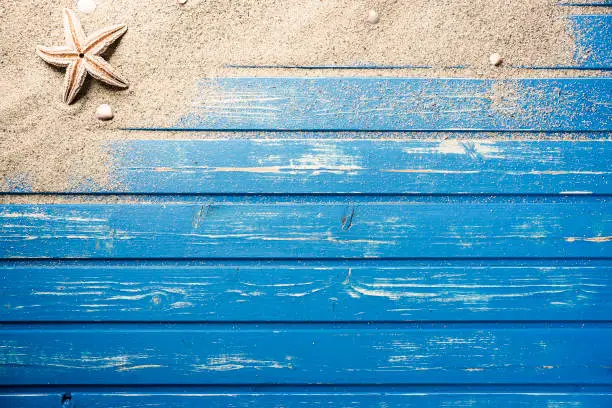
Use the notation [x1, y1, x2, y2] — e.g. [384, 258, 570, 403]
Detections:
[570, 15, 612, 69]
[99, 138, 612, 194]
[169, 78, 612, 131]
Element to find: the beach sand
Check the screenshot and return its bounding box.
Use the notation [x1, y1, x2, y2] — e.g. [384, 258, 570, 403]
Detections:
[0, 0, 608, 191]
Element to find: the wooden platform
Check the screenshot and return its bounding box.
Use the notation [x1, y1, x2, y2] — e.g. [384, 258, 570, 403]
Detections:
[1, 5, 612, 407]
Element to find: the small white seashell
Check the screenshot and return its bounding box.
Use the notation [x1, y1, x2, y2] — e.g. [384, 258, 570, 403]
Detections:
[95, 104, 114, 121]
[76, 0, 97, 14]
[489, 53, 503, 66]
[177, 0, 188, 4]
[365, 10, 380, 24]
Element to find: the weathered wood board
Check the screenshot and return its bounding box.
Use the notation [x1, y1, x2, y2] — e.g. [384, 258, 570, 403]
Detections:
[2, 72, 612, 404]
[3, 388, 612, 408]
[1, 323, 611, 385]
[2, 260, 610, 322]
[1, 198, 611, 259]
[103, 138, 612, 194]
[5, 138, 612, 194]
[170, 78, 611, 131]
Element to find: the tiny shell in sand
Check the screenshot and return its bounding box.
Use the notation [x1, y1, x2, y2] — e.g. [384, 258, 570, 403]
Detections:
[76, 0, 96, 14]
[95, 104, 114, 120]
[490, 53, 503, 66]
[366, 10, 380, 24]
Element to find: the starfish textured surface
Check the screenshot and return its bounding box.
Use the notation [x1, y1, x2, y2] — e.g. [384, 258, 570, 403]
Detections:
[36, 8, 128, 104]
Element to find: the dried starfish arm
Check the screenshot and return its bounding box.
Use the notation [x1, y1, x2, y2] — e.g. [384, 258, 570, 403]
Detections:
[63, 59, 87, 104]
[63, 8, 87, 50]
[84, 54, 129, 88]
[36, 45, 78, 67]
[84, 24, 128, 55]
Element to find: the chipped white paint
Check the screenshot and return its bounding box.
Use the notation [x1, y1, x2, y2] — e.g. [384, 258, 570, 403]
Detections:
[32, 291, 103, 296]
[0, 212, 106, 222]
[170, 301, 194, 309]
[242, 281, 315, 288]
[117, 364, 164, 372]
[348, 284, 438, 300]
[151, 145, 363, 175]
[383, 169, 481, 174]
[566, 236, 612, 243]
[519, 171, 608, 175]
[401, 140, 503, 159]
[193, 354, 292, 372]
[276, 287, 325, 298]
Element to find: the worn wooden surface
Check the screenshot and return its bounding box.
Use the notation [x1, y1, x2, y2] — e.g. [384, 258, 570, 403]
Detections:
[2, 9, 612, 404]
[1, 323, 611, 385]
[2, 260, 610, 322]
[5, 138, 612, 194]
[1, 198, 611, 259]
[86, 138, 612, 194]
[170, 78, 611, 131]
[3, 387, 612, 408]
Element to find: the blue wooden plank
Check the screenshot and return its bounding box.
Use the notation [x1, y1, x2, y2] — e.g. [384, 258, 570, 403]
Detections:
[0, 394, 60, 407]
[2, 260, 610, 322]
[1, 198, 610, 259]
[8, 138, 612, 194]
[1, 323, 610, 385]
[571, 15, 612, 69]
[97, 139, 612, 195]
[2, 388, 612, 408]
[166, 78, 611, 131]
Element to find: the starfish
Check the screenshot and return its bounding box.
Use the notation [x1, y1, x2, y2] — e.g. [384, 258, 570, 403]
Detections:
[36, 8, 128, 104]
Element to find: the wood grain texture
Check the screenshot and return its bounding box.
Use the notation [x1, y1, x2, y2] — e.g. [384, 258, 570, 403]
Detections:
[2, 388, 612, 408]
[3, 69, 612, 400]
[167, 78, 612, 131]
[2, 260, 610, 322]
[1, 323, 610, 385]
[1, 198, 610, 259]
[98, 139, 612, 195]
[8, 138, 612, 194]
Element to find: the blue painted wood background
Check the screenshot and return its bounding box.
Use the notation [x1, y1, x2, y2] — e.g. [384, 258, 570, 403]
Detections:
[1, 7, 612, 407]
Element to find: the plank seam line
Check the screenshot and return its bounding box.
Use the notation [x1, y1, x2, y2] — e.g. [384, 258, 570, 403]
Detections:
[122, 128, 612, 133]
[3, 257, 612, 262]
[2, 321, 611, 327]
[2, 383, 612, 389]
[3, 193, 612, 198]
